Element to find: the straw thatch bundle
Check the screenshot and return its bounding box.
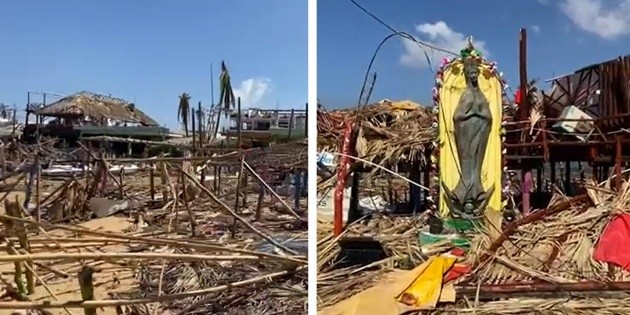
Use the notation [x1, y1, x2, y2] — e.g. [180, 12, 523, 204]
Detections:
[317, 100, 435, 174]
[35, 91, 158, 126]
[463, 180, 630, 286]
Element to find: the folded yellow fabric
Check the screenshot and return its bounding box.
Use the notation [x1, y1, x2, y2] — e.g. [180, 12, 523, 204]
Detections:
[319, 256, 457, 315]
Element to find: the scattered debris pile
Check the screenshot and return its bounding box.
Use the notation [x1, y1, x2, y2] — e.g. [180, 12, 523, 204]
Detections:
[317, 100, 434, 183]
[317, 180, 630, 314]
[0, 139, 308, 315]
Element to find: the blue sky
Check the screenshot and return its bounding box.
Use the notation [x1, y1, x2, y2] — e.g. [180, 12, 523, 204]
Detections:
[0, 0, 307, 128]
[318, 0, 630, 109]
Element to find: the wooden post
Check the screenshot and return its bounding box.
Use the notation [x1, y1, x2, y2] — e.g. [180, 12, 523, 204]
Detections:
[197, 101, 203, 147]
[159, 155, 168, 207]
[24, 92, 30, 126]
[288, 108, 295, 140]
[118, 167, 124, 199]
[191, 106, 197, 154]
[7, 240, 25, 296]
[615, 135, 622, 190]
[78, 266, 96, 315]
[85, 144, 91, 191]
[213, 165, 218, 193]
[237, 97, 242, 150]
[180, 169, 196, 236]
[304, 102, 308, 137]
[518, 28, 532, 215]
[423, 148, 432, 203]
[200, 163, 206, 188]
[231, 156, 245, 237]
[334, 121, 353, 236]
[35, 156, 41, 225]
[255, 165, 267, 221]
[5, 200, 34, 294]
[149, 162, 155, 200]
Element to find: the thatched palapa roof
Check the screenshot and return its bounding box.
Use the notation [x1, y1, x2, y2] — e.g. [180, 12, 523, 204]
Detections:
[34, 91, 158, 126]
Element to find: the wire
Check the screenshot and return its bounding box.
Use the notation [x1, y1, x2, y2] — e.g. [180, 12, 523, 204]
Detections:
[348, 0, 458, 111]
[332, 152, 431, 191]
[348, 0, 458, 57]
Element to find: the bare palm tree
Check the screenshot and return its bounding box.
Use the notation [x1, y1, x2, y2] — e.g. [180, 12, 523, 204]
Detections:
[214, 61, 236, 137]
[178, 93, 191, 137]
[219, 61, 235, 114]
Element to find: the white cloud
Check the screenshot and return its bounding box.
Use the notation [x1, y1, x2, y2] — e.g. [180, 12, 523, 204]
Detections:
[400, 21, 489, 69]
[560, 0, 630, 39]
[233, 78, 272, 107]
[538, 0, 549, 5]
[531, 25, 541, 34]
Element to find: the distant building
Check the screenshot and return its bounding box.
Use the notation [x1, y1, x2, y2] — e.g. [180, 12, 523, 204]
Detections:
[221, 107, 307, 147]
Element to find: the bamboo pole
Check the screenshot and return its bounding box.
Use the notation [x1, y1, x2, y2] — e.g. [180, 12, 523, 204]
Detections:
[149, 162, 155, 200]
[35, 156, 41, 225]
[0, 215, 306, 263]
[0, 252, 274, 263]
[5, 200, 34, 294]
[6, 240, 26, 296]
[287, 108, 294, 140]
[0, 267, 304, 310]
[243, 161, 301, 219]
[181, 170, 298, 255]
[118, 166, 124, 199]
[231, 156, 245, 237]
[180, 168, 196, 236]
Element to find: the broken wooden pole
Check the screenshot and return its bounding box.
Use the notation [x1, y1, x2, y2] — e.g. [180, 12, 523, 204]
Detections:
[304, 102, 308, 137]
[213, 164, 218, 194]
[243, 161, 301, 219]
[5, 200, 34, 294]
[35, 157, 41, 225]
[255, 165, 267, 222]
[118, 166, 124, 199]
[231, 156, 245, 237]
[159, 155, 169, 207]
[236, 97, 242, 150]
[180, 168, 196, 237]
[78, 266, 96, 315]
[293, 169, 302, 211]
[288, 108, 295, 140]
[181, 170, 298, 255]
[6, 240, 25, 296]
[197, 101, 204, 147]
[149, 162, 155, 200]
[191, 106, 197, 154]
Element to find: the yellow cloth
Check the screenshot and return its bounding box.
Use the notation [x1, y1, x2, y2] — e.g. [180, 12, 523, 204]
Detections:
[319, 256, 457, 315]
[396, 256, 457, 308]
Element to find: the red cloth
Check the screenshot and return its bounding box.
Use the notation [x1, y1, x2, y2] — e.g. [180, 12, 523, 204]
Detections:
[514, 89, 522, 105]
[443, 248, 470, 284]
[593, 214, 630, 271]
[444, 264, 470, 284]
